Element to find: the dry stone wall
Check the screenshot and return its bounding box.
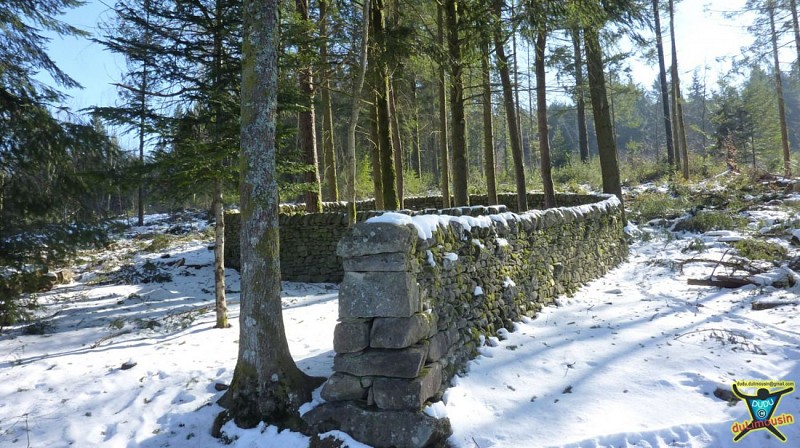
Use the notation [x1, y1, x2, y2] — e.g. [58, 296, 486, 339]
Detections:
[224, 193, 603, 283]
[304, 194, 627, 447]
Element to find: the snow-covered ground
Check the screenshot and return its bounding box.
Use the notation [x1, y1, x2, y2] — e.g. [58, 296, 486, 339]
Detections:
[1, 205, 799, 448]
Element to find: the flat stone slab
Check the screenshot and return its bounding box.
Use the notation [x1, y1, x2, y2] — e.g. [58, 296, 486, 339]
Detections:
[333, 320, 371, 354]
[371, 313, 433, 349]
[339, 271, 420, 318]
[343, 252, 416, 272]
[333, 345, 428, 378]
[320, 372, 367, 402]
[303, 401, 452, 448]
[337, 222, 417, 258]
[373, 362, 443, 411]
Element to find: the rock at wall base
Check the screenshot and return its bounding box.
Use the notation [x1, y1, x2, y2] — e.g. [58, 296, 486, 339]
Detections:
[303, 401, 452, 448]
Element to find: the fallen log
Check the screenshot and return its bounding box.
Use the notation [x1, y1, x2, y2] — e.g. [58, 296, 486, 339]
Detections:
[751, 301, 800, 311]
[687, 276, 755, 288]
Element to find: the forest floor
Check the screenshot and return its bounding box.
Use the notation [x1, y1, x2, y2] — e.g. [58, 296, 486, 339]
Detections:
[1, 175, 800, 448]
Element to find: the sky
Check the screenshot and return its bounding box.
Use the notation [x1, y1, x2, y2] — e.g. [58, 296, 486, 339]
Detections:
[38, 0, 759, 147]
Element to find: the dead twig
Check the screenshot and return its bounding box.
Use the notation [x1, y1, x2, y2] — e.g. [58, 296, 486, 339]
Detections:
[90, 329, 132, 349]
[677, 257, 766, 275]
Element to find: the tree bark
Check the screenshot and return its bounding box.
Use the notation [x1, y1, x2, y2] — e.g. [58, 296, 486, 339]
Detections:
[536, 28, 555, 209]
[220, 0, 323, 429]
[137, 0, 150, 227]
[390, 81, 404, 208]
[370, 97, 384, 209]
[769, 1, 792, 177]
[493, 0, 527, 212]
[437, 4, 451, 209]
[319, 0, 338, 201]
[652, 0, 674, 168]
[571, 29, 589, 163]
[372, 0, 398, 210]
[668, 0, 689, 179]
[212, 0, 227, 329]
[481, 37, 498, 205]
[345, 0, 371, 225]
[213, 178, 228, 329]
[410, 74, 422, 178]
[296, 0, 322, 212]
[791, 0, 800, 71]
[583, 26, 624, 216]
[446, 0, 468, 206]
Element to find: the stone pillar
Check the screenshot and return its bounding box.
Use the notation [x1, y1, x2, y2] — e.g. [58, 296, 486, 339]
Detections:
[304, 221, 451, 448]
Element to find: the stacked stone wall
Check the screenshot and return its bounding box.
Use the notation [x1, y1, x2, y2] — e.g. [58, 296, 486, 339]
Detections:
[224, 193, 598, 283]
[305, 194, 627, 447]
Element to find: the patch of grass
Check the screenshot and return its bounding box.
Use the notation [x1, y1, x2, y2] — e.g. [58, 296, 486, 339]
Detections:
[732, 239, 788, 262]
[682, 237, 707, 253]
[144, 234, 171, 253]
[109, 318, 126, 330]
[673, 210, 749, 233]
[628, 192, 691, 223]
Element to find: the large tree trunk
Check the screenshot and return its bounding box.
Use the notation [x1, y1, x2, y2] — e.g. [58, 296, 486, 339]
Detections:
[652, 0, 674, 168]
[493, 0, 527, 212]
[220, 0, 323, 429]
[769, 1, 792, 177]
[437, 4, 451, 209]
[481, 36, 498, 205]
[319, 0, 338, 201]
[536, 28, 555, 209]
[345, 0, 371, 225]
[137, 0, 150, 227]
[296, 0, 322, 212]
[668, 0, 689, 179]
[571, 28, 589, 163]
[583, 26, 624, 216]
[446, 0, 468, 206]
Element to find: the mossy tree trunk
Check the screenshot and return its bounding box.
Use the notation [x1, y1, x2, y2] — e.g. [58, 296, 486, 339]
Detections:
[583, 26, 625, 219]
[219, 0, 323, 429]
[446, 0, 468, 207]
